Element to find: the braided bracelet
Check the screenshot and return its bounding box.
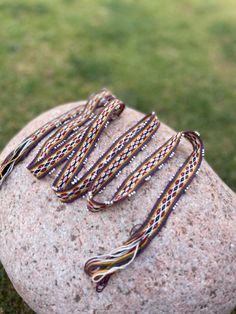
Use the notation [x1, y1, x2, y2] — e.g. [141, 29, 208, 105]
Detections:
[0, 89, 204, 293]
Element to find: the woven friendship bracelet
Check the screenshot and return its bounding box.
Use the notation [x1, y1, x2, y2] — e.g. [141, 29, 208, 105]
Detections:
[54, 112, 160, 202]
[29, 89, 114, 165]
[87, 131, 182, 211]
[0, 89, 114, 186]
[84, 130, 204, 292]
[0, 89, 204, 293]
[27, 97, 125, 180]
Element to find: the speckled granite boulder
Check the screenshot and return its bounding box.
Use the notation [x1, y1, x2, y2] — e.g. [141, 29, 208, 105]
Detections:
[0, 102, 235, 314]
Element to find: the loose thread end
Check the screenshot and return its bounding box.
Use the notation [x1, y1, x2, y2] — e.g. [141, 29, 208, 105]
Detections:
[96, 274, 112, 293]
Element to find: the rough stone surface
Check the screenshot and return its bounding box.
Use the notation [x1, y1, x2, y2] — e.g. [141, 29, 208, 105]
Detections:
[0, 102, 235, 314]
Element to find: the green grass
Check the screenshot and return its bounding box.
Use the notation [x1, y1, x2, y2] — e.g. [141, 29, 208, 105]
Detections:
[0, 0, 235, 312]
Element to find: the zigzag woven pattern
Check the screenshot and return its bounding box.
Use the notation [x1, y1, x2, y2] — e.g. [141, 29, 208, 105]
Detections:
[55, 112, 160, 203]
[0, 89, 204, 293]
[85, 130, 204, 291]
[0, 89, 114, 186]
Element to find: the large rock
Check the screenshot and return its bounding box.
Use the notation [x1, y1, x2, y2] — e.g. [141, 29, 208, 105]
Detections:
[0, 102, 235, 314]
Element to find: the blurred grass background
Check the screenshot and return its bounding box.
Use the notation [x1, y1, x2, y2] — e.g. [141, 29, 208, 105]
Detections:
[0, 0, 235, 312]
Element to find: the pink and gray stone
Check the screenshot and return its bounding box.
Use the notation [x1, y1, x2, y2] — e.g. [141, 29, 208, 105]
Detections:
[0, 102, 235, 314]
